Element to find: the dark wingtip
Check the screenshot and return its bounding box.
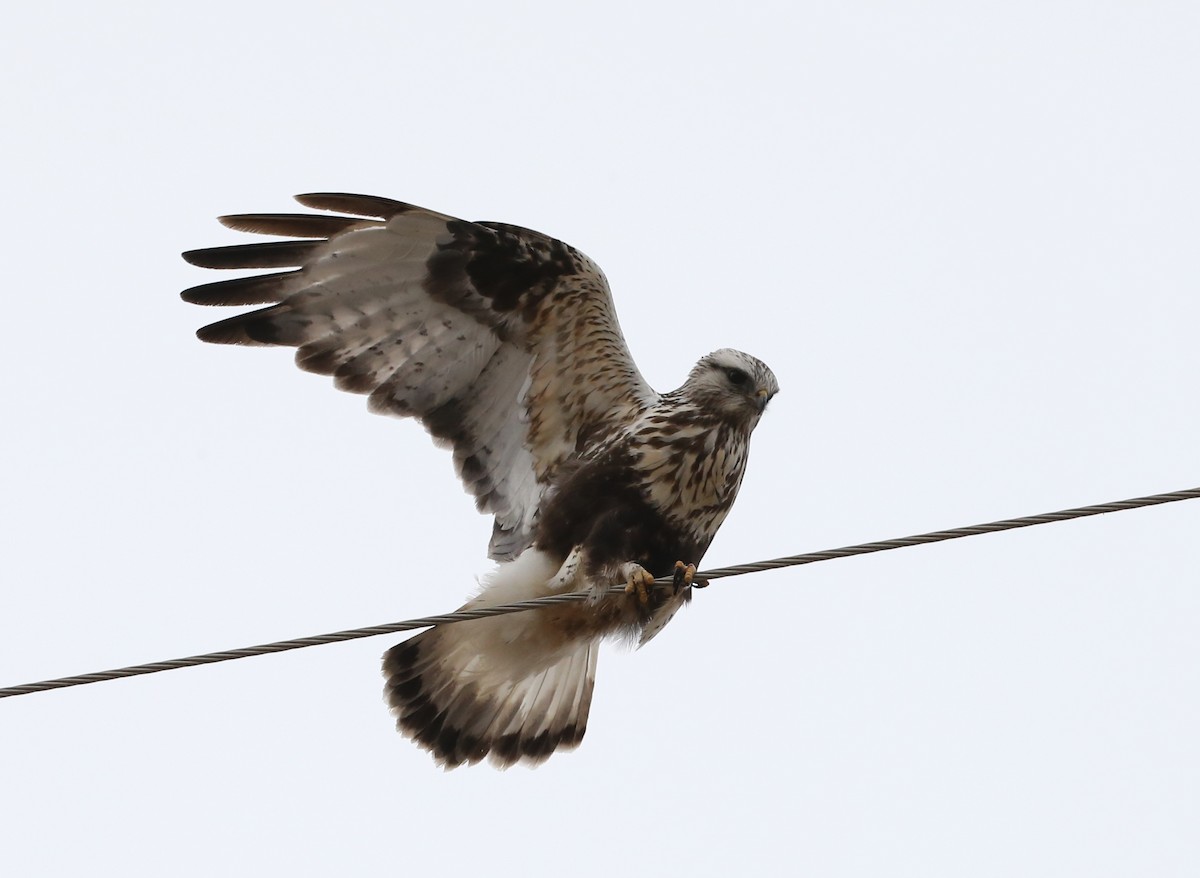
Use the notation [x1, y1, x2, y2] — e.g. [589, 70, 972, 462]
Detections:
[181, 248, 213, 267]
[217, 213, 365, 238]
[196, 324, 234, 345]
[181, 271, 296, 306]
[195, 309, 288, 346]
[196, 320, 253, 346]
[294, 192, 417, 219]
[179, 241, 320, 270]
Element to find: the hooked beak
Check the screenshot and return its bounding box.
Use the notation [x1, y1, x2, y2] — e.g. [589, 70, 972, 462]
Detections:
[754, 387, 771, 412]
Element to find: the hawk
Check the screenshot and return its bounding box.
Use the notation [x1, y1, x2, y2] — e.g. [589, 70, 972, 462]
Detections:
[182, 194, 778, 768]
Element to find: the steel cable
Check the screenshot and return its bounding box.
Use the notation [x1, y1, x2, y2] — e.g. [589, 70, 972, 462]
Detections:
[3, 485, 1197, 699]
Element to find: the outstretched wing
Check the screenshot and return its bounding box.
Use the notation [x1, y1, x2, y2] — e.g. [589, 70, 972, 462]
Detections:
[183, 193, 656, 559]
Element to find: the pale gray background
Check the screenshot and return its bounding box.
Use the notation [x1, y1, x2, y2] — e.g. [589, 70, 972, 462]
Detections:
[3, 3, 1198, 876]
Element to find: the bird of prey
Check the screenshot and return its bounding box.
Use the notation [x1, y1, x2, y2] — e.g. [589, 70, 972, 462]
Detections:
[182, 194, 778, 768]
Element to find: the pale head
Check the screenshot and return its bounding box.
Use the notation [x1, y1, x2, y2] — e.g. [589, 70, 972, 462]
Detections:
[681, 348, 779, 426]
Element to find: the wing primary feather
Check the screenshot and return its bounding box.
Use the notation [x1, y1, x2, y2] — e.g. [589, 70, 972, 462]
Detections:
[293, 192, 418, 219]
[181, 271, 298, 306]
[182, 240, 321, 270]
[196, 306, 297, 346]
[218, 213, 367, 237]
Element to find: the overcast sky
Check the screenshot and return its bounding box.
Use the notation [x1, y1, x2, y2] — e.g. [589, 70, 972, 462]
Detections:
[3, 3, 1198, 876]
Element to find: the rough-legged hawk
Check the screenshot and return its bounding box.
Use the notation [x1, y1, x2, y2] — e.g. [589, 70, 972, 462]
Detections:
[183, 194, 778, 768]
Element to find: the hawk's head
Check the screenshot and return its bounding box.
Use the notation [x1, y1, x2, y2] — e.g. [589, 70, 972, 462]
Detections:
[683, 349, 779, 427]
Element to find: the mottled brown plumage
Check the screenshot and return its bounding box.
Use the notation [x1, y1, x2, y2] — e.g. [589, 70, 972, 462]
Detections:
[183, 194, 778, 768]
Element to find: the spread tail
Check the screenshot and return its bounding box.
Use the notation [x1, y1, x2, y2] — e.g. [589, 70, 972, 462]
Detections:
[382, 549, 599, 768]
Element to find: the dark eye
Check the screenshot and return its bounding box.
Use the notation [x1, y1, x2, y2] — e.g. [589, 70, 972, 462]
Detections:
[724, 367, 749, 386]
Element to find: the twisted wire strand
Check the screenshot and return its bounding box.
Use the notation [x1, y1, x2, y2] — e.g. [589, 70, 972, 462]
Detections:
[3, 485, 1197, 699]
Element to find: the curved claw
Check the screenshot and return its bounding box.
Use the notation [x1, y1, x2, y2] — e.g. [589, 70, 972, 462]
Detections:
[622, 563, 656, 605]
[672, 561, 697, 594]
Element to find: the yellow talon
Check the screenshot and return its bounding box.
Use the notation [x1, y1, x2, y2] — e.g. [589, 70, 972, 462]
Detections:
[624, 566, 655, 605]
[672, 561, 696, 593]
